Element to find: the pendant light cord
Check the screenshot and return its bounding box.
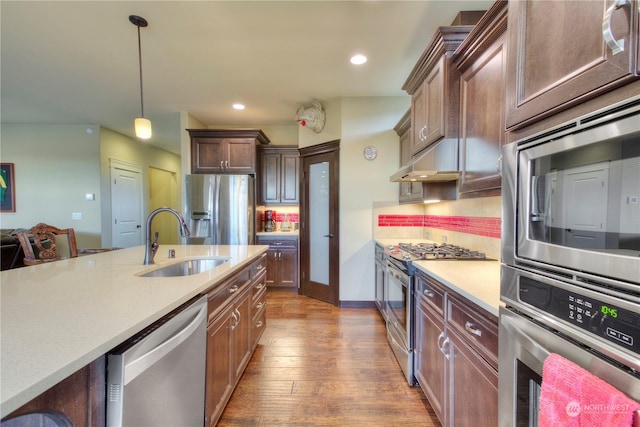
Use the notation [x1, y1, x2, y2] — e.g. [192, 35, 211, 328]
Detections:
[136, 24, 145, 118]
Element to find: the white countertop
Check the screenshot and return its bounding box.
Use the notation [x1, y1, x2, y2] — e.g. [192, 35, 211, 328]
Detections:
[412, 260, 502, 317]
[375, 238, 501, 317]
[0, 244, 268, 417]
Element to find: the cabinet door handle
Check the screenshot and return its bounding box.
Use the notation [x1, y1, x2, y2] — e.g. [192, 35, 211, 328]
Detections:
[230, 310, 238, 330]
[441, 337, 451, 360]
[220, 161, 224, 169]
[278, 252, 282, 261]
[255, 283, 265, 290]
[323, 234, 334, 238]
[235, 308, 241, 325]
[225, 160, 229, 169]
[437, 331, 446, 350]
[603, 0, 630, 55]
[229, 285, 239, 294]
[495, 155, 503, 176]
[256, 302, 265, 310]
[256, 320, 264, 328]
[465, 321, 482, 337]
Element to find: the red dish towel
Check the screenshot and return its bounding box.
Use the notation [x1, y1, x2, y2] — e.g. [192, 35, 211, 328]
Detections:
[539, 353, 640, 427]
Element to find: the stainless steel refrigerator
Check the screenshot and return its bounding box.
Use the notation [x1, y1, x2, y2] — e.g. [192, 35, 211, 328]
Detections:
[184, 174, 255, 245]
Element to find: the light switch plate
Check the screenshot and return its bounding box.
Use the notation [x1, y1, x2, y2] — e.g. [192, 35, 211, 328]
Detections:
[72, 212, 82, 220]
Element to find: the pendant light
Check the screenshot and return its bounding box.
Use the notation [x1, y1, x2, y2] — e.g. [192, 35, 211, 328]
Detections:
[129, 15, 152, 139]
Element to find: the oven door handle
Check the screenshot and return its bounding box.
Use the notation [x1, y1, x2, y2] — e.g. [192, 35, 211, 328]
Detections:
[501, 310, 551, 362]
[388, 268, 406, 282]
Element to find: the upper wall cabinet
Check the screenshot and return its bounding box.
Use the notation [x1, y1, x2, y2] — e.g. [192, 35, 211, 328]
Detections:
[403, 26, 475, 156]
[453, 1, 508, 197]
[395, 110, 424, 204]
[188, 129, 270, 174]
[505, 0, 640, 130]
[257, 146, 300, 205]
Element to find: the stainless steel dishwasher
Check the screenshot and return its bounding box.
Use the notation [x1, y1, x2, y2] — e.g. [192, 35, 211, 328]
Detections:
[106, 295, 207, 427]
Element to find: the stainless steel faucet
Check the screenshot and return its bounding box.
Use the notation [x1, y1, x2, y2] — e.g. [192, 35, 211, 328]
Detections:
[143, 207, 191, 265]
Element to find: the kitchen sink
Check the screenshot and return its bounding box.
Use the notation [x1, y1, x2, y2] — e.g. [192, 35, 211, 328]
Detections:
[138, 258, 229, 278]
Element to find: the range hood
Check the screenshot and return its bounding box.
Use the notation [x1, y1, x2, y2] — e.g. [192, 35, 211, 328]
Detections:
[390, 138, 459, 183]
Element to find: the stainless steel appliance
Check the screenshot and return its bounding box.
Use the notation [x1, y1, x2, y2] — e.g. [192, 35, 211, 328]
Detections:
[386, 256, 414, 385]
[264, 209, 275, 232]
[383, 242, 491, 385]
[502, 97, 640, 288]
[499, 267, 640, 426]
[500, 97, 640, 426]
[185, 174, 255, 245]
[106, 295, 208, 427]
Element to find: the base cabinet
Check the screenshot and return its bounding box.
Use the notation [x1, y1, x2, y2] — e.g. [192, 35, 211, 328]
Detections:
[205, 254, 266, 427]
[2, 357, 105, 426]
[414, 270, 498, 427]
[257, 236, 298, 287]
[374, 243, 387, 318]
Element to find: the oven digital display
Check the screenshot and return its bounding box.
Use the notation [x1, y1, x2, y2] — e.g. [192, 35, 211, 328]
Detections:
[601, 305, 618, 318]
[519, 277, 640, 355]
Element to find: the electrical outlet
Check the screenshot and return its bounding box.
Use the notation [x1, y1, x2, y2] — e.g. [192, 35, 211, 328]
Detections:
[441, 235, 448, 243]
[72, 212, 82, 220]
[425, 231, 430, 239]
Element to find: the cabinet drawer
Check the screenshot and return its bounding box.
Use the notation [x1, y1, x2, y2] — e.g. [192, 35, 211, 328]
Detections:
[414, 273, 445, 316]
[250, 253, 267, 278]
[251, 304, 267, 346]
[252, 271, 267, 301]
[207, 269, 251, 324]
[447, 294, 498, 369]
[257, 237, 298, 249]
[252, 287, 267, 317]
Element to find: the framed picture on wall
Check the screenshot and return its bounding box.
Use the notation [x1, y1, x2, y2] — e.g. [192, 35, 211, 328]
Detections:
[1, 163, 16, 212]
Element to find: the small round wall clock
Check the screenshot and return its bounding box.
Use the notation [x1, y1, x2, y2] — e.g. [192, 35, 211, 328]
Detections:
[363, 145, 377, 161]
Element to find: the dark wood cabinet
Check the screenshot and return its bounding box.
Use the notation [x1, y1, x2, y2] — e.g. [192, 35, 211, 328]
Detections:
[257, 146, 300, 205]
[374, 243, 386, 317]
[414, 273, 447, 425]
[414, 270, 498, 427]
[395, 109, 424, 203]
[188, 129, 270, 174]
[505, 0, 640, 130]
[402, 26, 474, 157]
[2, 357, 106, 426]
[258, 235, 298, 287]
[453, 1, 508, 197]
[205, 255, 265, 426]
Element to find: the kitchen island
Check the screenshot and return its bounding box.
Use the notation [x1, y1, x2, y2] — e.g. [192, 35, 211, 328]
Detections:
[0, 244, 268, 419]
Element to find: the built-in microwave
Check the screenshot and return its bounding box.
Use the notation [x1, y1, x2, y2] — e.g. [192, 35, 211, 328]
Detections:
[502, 96, 640, 291]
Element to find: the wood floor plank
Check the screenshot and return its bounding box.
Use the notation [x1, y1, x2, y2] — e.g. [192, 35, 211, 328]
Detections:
[217, 288, 440, 426]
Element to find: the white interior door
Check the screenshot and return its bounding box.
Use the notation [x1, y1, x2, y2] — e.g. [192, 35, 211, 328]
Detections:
[110, 160, 143, 248]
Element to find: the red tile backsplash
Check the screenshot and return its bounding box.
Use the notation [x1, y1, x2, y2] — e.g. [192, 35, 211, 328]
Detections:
[378, 214, 501, 238]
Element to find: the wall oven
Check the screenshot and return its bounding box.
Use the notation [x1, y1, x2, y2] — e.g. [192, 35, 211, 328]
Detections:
[500, 96, 640, 426]
[499, 266, 640, 426]
[502, 96, 640, 288]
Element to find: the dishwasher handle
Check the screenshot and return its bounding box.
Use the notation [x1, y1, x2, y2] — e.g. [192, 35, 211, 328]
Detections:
[123, 297, 207, 385]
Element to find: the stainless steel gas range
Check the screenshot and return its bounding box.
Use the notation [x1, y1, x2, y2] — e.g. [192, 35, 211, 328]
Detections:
[382, 242, 491, 385]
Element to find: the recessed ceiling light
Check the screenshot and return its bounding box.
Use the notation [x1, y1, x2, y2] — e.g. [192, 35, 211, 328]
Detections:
[233, 103, 245, 110]
[350, 54, 367, 65]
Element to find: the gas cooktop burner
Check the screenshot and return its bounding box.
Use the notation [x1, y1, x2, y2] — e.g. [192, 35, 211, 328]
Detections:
[386, 242, 490, 262]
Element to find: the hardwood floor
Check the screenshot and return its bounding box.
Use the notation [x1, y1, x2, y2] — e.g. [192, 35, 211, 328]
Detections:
[217, 287, 440, 426]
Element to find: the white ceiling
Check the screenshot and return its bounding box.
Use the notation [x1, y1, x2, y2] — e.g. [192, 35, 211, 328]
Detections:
[1, 0, 493, 154]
